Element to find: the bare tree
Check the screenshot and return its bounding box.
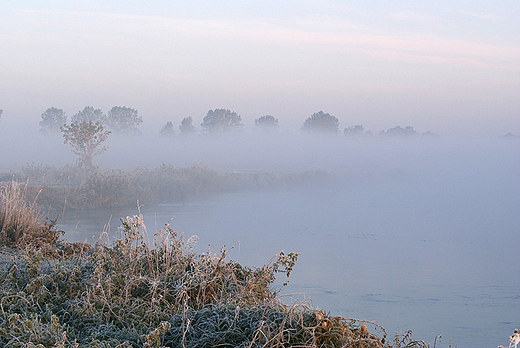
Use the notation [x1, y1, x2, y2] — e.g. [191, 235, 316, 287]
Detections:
[60, 121, 111, 169]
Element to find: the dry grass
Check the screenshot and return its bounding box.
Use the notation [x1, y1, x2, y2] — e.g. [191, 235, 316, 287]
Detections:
[0, 210, 393, 348]
[0, 181, 427, 348]
[0, 181, 63, 248]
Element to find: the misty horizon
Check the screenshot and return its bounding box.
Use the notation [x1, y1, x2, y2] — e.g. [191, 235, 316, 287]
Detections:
[1, 105, 519, 138]
[1, 1, 519, 346]
[1, 1, 519, 137]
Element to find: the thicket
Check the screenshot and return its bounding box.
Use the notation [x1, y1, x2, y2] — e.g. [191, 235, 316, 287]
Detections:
[0, 164, 332, 210]
[0, 181, 411, 348]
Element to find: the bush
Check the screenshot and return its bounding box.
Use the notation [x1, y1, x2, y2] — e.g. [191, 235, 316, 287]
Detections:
[0, 213, 387, 347]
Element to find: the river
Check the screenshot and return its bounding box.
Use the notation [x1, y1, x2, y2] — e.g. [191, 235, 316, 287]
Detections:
[56, 138, 519, 347]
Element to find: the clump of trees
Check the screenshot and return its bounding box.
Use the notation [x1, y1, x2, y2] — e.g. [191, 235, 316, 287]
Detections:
[377, 126, 440, 138]
[379, 126, 418, 137]
[179, 117, 196, 135]
[105, 106, 142, 134]
[60, 121, 111, 169]
[344, 125, 371, 137]
[201, 109, 243, 133]
[31, 105, 449, 139]
[302, 111, 339, 134]
[255, 115, 279, 131]
[71, 106, 105, 124]
[41, 106, 142, 136]
[422, 131, 440, 138]
[160, 121, 175, 137]
[39, 107, 67, 134]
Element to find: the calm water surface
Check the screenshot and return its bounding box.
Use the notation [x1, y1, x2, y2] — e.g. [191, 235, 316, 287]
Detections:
[57, 140, 520, 348]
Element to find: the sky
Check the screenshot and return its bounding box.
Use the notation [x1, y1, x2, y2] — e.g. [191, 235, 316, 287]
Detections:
[1, 0, 519, 135]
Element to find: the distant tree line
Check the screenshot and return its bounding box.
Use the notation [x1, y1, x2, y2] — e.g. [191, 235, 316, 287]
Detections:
[36, 105, 143, 168]
[158, 108, 439, 137]
[7, 105, 442, 138]
[35, 105, 139, 169]
[39, 106, 142, 135]
[160, 109, 277, 137]
[0, 104, 508, 171]
[0, 105, 510, 138]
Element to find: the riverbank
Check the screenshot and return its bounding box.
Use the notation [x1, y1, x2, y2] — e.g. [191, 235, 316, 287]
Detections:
[0, 180, 413, 348]
[0, 163, 333, 211]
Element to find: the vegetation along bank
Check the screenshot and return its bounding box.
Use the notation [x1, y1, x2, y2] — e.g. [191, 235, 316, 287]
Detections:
[0, 164, 333, 211]
[0, 180, 432, 347]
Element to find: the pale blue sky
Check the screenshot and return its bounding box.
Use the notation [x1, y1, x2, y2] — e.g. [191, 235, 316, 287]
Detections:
[1, 0, 519, 134]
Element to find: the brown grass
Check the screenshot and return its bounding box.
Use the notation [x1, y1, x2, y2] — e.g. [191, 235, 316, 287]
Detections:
[0, 181, 63, 248]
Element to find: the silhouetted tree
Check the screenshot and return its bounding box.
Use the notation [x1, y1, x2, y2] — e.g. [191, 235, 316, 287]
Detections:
[201, 109, 243, 133]
[302, 111, 339, 134]
[255, 115, 279, 131]
[422, 131, 440, 138]
[501, 132, 519, 139]
[344, 125, 371, 137]
[179, 117, 196, 135]
[39, 107, 67, 134]
[0, 109, 3, 124]
[105, 106, 142, 134]
[160, 121, 175, 137]
[60, 121, 111, 169]
[379, 126, 418, 137]
[71, 106, 105, 124]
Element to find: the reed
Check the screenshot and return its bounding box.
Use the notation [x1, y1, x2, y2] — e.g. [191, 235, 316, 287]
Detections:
[1, 164, 294, 210]
[0, 181, 62, 248]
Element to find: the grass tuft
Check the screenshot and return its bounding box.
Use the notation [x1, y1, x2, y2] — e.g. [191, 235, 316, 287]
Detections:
[0, 181, 63, 249]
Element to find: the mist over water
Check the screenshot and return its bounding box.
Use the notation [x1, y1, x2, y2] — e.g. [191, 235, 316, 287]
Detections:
[1, 0, 519, 345]
[2, 126, 519, 347]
